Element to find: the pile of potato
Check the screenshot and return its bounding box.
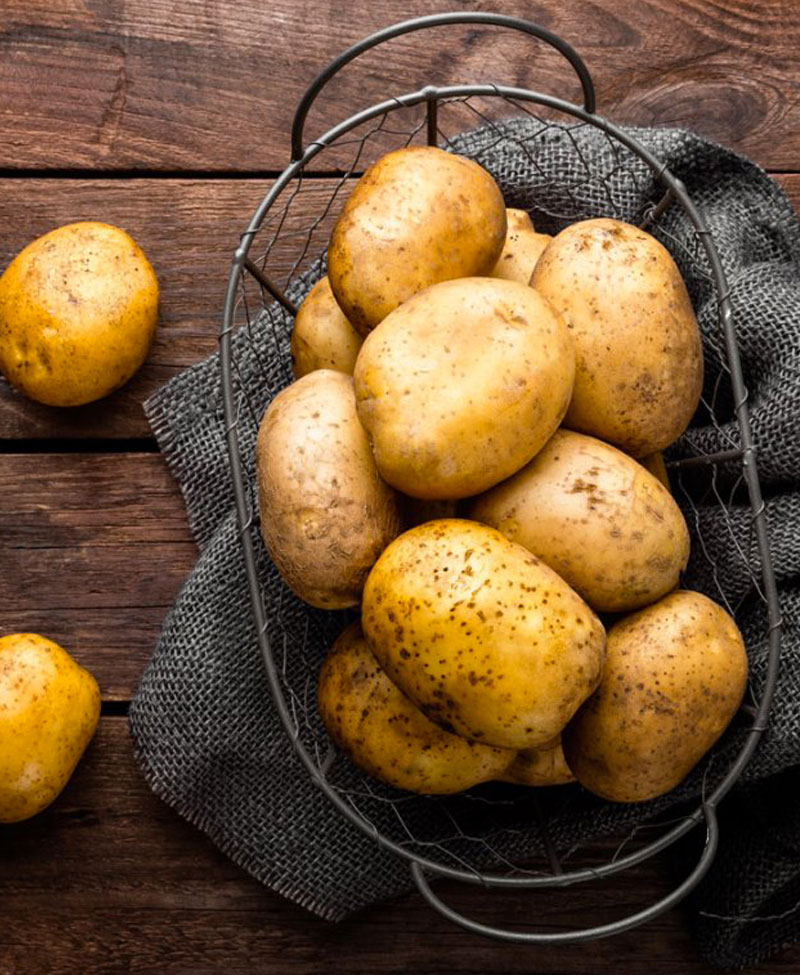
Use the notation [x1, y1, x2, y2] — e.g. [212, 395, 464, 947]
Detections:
[257, 146, 748, 804]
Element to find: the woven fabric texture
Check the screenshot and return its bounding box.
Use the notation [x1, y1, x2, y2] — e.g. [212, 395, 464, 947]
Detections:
[130, 121, 800, 967]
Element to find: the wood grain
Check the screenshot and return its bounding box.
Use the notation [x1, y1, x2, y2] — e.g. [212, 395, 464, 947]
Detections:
[1, 1, 799, 171]
[3, 716, 798, 975]
[0, 452, 194, 699]
[1, 174, 798, 441]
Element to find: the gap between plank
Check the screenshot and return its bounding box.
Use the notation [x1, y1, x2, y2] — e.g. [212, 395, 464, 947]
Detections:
[0, 168, 361, 180]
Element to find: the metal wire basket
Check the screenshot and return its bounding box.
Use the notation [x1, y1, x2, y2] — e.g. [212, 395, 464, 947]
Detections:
[219, 12, 782, 943]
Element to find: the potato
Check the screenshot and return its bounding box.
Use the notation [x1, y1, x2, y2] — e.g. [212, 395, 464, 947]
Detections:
[328, 147, 506, 334]
[362, 519, 606, 750]
[640, 451, 671, 491]
[354, 277, 575, 499]
[563, 590, 748, 802]
[290, 275, 363, 378]
[490, 208, 552, 283]
[0, 633, 100, 823]
[256, 369, 402, 609]
[466, 429, 690, 613]
[500, 737, 575, 787]
[318, 622, 514, 794]
[0, 222, 159, 406]
[532, 218, 703, 456]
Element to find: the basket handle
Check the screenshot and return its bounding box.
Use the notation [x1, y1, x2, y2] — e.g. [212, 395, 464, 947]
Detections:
[410, 804, 719, 945]
[290, 11, 596, 161]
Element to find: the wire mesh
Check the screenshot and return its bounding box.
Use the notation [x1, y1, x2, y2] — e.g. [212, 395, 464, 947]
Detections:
[219, 82, 781, 938]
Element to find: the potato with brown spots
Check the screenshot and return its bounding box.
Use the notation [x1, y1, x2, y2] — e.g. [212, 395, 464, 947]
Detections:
[362, 519, 606, 750]
[256, 370, 402, 609]
[466, 430, 690, 613]
[328, 147, 507, 334]
[532, 218, 703, 456]
[490, 208, 552, 284]
[290, 276, 363, 378]
[318, 622, 515, 794]
[0, 633, 100, 823]
[354, 277, 575, 500]
[563, 590, 748, 802]
[500, 736, 575, 787]
[0, 222, 158, 406]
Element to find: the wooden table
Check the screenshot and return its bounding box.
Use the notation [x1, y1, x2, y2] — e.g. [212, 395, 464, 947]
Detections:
[2, 3, 799, 971]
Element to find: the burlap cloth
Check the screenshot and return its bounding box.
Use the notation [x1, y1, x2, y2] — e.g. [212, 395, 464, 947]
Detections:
[130, 121, 800, 968]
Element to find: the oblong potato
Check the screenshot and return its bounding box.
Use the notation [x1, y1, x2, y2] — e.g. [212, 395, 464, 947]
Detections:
[318, 622, 514, 794]
[500, 736, 575, 787]
[256, 370, 402, 609]
[532, 218, 703, 456]
[563, 590, 748, 802]
[0, 221, 159, 406]
[328, 147, 506, 333]
[354, 277, 575, 499]
[490, 208, 552, 284]
[466, 429, 690, 612]
[362, 519, 606, 750]
[290, 275, 363, 378]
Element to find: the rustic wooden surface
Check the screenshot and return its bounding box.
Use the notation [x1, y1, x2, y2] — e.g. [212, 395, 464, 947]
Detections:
[1, 2, 799, 971]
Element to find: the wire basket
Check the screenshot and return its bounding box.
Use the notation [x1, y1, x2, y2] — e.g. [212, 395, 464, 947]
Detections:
[219, 13, 782, 944]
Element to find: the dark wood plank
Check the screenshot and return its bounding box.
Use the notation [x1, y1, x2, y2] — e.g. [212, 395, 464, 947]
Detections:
[0, 452, 194, 699]
[3, 717, 798, 974]
[1, 1, 799, 171]
[0, 177, 338, 439]
[1, 174, 799, 440]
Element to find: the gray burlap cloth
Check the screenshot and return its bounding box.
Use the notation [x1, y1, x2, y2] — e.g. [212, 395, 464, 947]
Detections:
[130, 121, 800, 968]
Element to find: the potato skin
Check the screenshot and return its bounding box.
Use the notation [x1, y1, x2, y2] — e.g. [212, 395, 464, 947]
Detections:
[532, 218, 703, 456]
[328, 147, 507, 333]
[291, 276, 363, 378]
[362, 519, 606, 750]
[0, 633, 100, 823]
[318, 623, 514, 794]
[500, 736, 575, 787]
[640, 451, 670, 491]
[466, 429, 690, 613]
[354, 277, 575, 500]
[490, 209, 552, 284]
[0, 221, 159, 406]
[563, 591, 748, 802]
[256, 370, 402, 609]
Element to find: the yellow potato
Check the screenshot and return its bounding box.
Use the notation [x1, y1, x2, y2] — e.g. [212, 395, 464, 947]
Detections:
[256, 370, 402, 609]
[290, 275, 363, 378]
[532, 218, 703, 456]
[490, 208, 552, 283]
[328, 147, 506, 334]
[500, 737, 575, 787]
[362, 519, 606, 750]
[354, 277, 575, 499]
[0, 633, 100, 823]
[318, 622, 514, 794]
[466, 430, 690, 613]
[0, 221, 159, 406]
[640, 451, 671, 491]
[563, 591, 748, 802]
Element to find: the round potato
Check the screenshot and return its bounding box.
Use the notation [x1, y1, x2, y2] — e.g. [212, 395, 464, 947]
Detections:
[362, 519, 606, 750]
[563, 590, 748, 802]
[291, 275, 363, 378]
[318, 622, 514, 794]
[490, 208, 552, 284]
[500, 736, 575, 787]
[466, 429, 690, 613]
[328, 147, 506, 334]
[0, 221, 159, 406]
[0, 633, 100, 823]
[531, 218, 703, 456]
[354, 277, 575, 499]
[256, 369, 402, 609]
